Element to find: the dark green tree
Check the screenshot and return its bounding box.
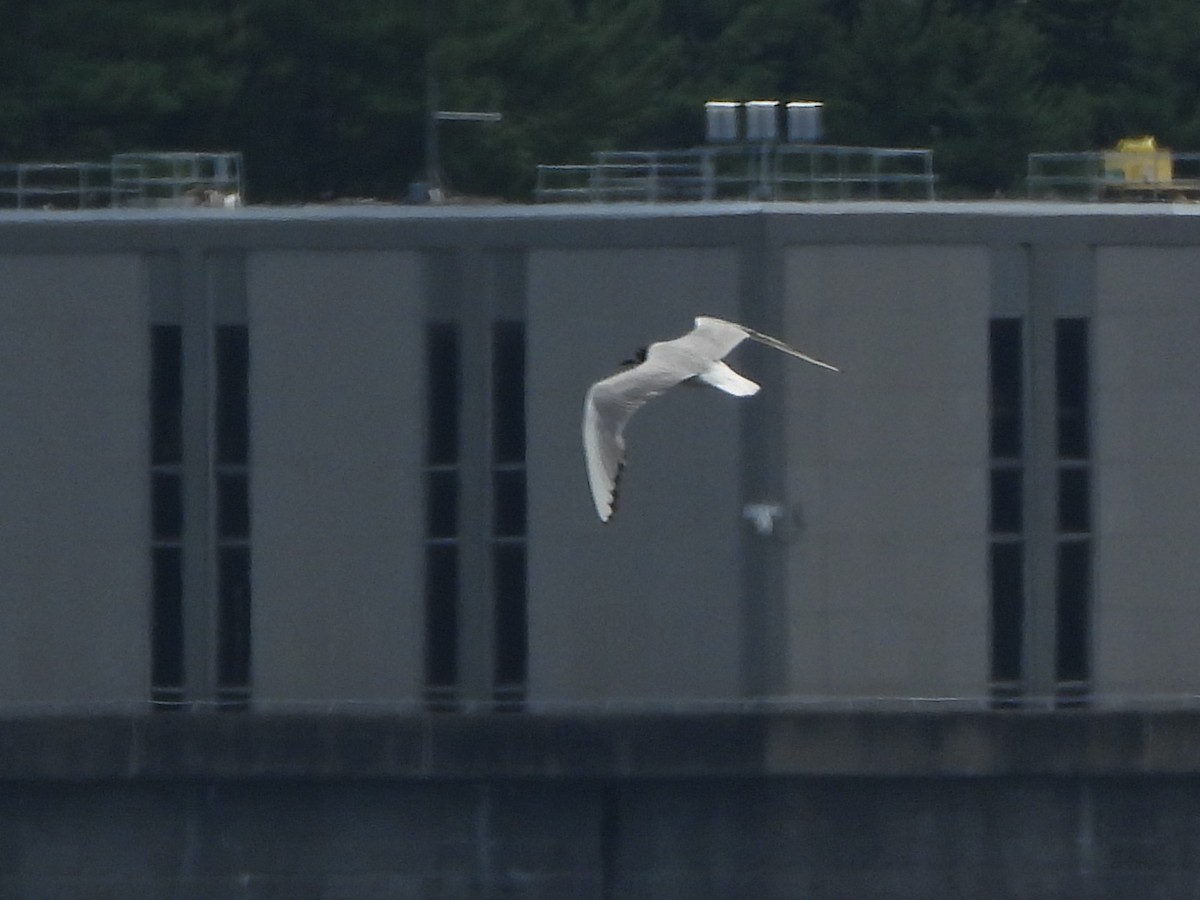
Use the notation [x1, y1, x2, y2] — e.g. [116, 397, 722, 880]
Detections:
[922, 0, 1050, 193]
[0, 0, 235, 159]
[1, 0, 1198, 199]
[433, 0, 691, 197]
[1106, 0, 1200, 150]
[222, 0, 425, 199]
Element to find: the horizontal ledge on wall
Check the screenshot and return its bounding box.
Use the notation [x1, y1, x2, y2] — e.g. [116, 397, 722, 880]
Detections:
[1, 709, 1199, 782]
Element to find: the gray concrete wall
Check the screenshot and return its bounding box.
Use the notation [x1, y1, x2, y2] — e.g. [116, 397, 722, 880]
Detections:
[6, 205, 1200, 897]
[526, 246, 748, 702]
[249, 250, 426, 703]
[781, 244, 991, 699]
[2, 205, 1200, 710]
[5, 711, 1200, 899]
[0, 254, 149, 707]
[8, 774, 1200, 899]
[1093, 246, 1200, 696]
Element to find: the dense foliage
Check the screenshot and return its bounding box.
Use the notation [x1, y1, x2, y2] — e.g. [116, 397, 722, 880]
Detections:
[3, 0, 1199, 200]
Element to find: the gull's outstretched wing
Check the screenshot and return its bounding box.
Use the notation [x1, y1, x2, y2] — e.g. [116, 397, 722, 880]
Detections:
[582, 349, 694, 522]
[741, 324, 840, 372]
[582, 317, 747, 522]
[582, 316, 837, 522]
[582, 380, 630, 523]
[691, 315, 839, 373]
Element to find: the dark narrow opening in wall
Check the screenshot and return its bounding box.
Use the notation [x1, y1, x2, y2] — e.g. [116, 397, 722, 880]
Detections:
[150, 325, 183, 465]
[493, 469, 527, 538]
[491, 320, 527, 710]
[152, 472, 183, 541]
[990, 542, 1024, 687]
[426, 323, 460, 466]
[1055, 318, 1090, 460]
[989, 317, 1026, 706]
[1055, 318, 1091, 705]
[426, 470, 459, 539]
[217, 546, 252, 701]
[424, 544, 460, 690]
[425, 322, 461, 710]
[1056, 541, 1091, 684]
[989, 318, 1023, 459]
[217, 473, 250, 539]
[214, 325, 251, 707]
[989, 469, 1023, 534]
[150, 325, 184, 705]
[151, 546, 184, 699]
[1057, 467, 1090, 534]
[215, 326, 249, 466]
[493, 543, 528, 706]
[492, 320, 526, 464]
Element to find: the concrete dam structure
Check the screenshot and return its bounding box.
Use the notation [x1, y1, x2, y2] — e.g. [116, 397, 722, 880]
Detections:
[3, 201, 1200, 896]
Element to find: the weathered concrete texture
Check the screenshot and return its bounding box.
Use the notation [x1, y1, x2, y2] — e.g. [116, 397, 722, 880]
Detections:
[2, 713, 1200, 897]
[4, 710, 1200, 781]
[0, 780, 606, 899]
[4, 774, 1200, 898]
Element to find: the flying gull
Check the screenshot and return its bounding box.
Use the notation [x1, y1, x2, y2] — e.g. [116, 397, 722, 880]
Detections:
[582, 315, 838, 522]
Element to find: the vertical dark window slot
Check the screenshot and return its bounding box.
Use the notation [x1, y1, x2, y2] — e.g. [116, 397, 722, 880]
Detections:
[1057, 467, 1090, 534]
[989, 318, 1025, 706]
[150, 326, 184, 705]
[215, 326, 250, 466]
[215, 325, 251, 706]
[424, 323, 461, 710]
[151, 325, 183, 466]
[217, 547, 252, 691]
[217, 473, 251, 540]
[989, 469, 1022, 534]
[493, 544, 528, 703]
[1055, 318, 1091, 705]
[989, 318, 1023, 459]
[1055, 542, 1091, 685]
[493, 469, 527, 538]
[152, 472, 184, 541]
[492, 321, 526, 464]
[427, 323, 460, 466]
[424, 545, 459, 690]
[989, 543, 1024, 690]
[426, 470, 459, 539]
[151, 547, 184, 699]
[491, 321, 527, 709]
[1055, 318, 1090, 460]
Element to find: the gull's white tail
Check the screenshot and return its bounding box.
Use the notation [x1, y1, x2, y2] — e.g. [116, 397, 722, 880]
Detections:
[696, 360, 761, 396]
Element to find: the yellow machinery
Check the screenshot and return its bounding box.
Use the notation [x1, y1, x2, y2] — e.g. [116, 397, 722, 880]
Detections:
[1104, 136, 1173, 185]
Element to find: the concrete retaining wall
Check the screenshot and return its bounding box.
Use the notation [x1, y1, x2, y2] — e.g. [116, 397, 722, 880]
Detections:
[3, 711, 1200, 898]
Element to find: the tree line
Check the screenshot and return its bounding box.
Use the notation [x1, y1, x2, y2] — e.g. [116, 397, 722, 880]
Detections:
[3, 0, 1199, 201]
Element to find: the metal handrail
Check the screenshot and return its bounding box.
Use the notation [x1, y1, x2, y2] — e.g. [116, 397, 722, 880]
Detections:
[1028, 150, 1200, 200]
[535, 144, 936, 203]
[0, 162, 140, 210]
[0, 152, 245, 210]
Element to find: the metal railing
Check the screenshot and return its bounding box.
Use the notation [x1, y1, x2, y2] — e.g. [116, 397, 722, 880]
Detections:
[1028, 150, 1200, 200]
[0, 162, 141, 210]
[534, 151, 708, 203]
[774, 144, 936, 200]
[111, 151, 243, 207]
[0, 152, 244, 210]
[535, 144, 937, 203]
